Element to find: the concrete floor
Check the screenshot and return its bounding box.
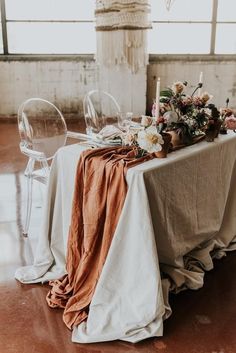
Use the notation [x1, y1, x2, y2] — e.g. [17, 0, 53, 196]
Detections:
[0, 121, 236, 353]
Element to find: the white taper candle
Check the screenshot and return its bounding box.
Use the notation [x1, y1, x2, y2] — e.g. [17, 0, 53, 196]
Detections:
[155, 77, 160, 121]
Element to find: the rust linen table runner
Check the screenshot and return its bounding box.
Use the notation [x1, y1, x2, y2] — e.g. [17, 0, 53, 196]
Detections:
[46, 146, 154, 329]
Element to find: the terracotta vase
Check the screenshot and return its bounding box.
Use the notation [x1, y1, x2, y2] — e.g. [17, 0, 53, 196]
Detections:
[155, 132, 172, 158]
[205, 119, 222, 142]
[166, 130, 184, 150]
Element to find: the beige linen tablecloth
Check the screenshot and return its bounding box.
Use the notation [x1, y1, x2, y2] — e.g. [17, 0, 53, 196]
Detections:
[15, 132, 236, 343]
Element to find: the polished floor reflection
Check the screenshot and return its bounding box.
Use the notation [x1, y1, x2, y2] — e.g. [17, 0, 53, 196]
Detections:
[0, 121, 236, 353]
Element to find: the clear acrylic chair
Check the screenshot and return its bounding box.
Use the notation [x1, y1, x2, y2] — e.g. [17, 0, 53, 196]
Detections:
[83, 90, 121, 135]
[18, 98, 68, 236]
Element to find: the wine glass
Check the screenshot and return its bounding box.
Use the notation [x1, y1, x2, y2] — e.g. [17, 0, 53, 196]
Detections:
[117, 112, 133, 132]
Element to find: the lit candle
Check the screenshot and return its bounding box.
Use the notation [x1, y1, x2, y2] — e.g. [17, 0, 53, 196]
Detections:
[199, 71, 203, 96]
[155, 77, 160, 121]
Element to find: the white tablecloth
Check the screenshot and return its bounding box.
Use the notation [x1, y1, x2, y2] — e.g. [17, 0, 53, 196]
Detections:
[15, 132, 236, 343]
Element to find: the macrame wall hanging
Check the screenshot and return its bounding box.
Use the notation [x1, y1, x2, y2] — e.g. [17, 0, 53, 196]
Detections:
[95, 0, 152, 73]
[164, 0, 175, 11]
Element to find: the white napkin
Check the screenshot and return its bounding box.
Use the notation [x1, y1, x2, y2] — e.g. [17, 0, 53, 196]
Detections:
[97, 125, 122, 140]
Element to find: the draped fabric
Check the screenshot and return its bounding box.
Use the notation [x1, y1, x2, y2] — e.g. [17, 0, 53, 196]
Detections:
[46, 146, 154, 329]
[15, 133, 236, 343]
[95, 0, 151, 73]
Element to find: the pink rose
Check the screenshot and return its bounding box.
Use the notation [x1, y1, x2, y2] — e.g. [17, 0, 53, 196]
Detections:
[141, 115, 153, 127]
[225, 115, 236, 130]
[182, 96, 193, 106]
[193, 96, 204, 107]
[220, 108, 233, 117]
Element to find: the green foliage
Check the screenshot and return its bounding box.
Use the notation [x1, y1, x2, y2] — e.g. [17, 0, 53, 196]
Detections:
[160, 89, 173, 98]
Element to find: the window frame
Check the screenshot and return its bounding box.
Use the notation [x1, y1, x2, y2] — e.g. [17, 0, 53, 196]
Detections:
[150, 0, 236, 56]
[0, 0, 236, 59]
[0, 0, 96, 56]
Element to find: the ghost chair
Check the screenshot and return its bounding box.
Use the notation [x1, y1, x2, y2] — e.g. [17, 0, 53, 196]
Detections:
[83, 90, 121, 135]
[17, 98, 68, 236]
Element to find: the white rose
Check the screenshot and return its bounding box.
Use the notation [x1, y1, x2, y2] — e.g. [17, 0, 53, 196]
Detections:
[137, 126, 164, 153]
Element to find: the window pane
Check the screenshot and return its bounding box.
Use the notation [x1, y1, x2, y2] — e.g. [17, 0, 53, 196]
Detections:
[148, 23, 211, 54]
[217, 0, 236, 21]
[7, 23, 96, 54]
[215, 24, 236, 53]
[0, 7, 3, 54]
[5, 0, 94, 20]
[0, 27, 3, 53]
[150, 0, 213, 21]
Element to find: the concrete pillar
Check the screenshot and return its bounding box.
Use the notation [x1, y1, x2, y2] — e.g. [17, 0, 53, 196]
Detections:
[98, 65, 147, 116]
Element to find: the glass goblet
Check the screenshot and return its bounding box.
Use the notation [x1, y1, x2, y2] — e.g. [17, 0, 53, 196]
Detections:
[117, 112, 133, 132]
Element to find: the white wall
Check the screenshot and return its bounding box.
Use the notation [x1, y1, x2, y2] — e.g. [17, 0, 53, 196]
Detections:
[0, 57, 236, 120]
[0, 59, 97, 119]
[147, 58, 236, 115]
[0, 58, 146, 119]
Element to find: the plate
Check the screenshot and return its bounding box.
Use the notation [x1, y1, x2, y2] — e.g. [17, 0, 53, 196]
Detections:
[91, 137, 122, 147]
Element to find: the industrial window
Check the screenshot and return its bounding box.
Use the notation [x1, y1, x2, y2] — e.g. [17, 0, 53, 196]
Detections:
[0, 0, 236, 56]
[149, 0, 236, 55]
[215, 0, 236, 53]
[0, 6, 3, 53]
[1, 0, 96, 54]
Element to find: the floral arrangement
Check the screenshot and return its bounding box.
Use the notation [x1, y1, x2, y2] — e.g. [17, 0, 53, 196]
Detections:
[122, 115, 164, 155]
[219, 98, 236, 132]
[121, 81, 236, 157]
[152, 80, 220, 145]
[225, 115, 236, 130]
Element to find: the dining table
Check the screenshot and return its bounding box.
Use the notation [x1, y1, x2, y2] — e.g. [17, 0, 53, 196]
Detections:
[15, 131, 236, 343]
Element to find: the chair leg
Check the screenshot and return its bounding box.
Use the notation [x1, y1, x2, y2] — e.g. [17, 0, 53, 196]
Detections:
[22, 174, 33, 237]
[41, 159, 50, 177]
[22, 158, 35, 237]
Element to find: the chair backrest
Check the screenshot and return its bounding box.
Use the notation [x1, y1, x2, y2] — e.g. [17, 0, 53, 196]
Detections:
[83, 90, 121, 135]
[18, 98, 67, 160]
